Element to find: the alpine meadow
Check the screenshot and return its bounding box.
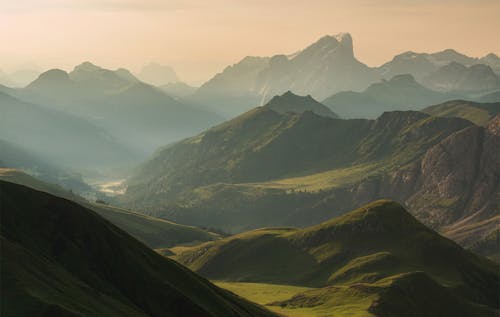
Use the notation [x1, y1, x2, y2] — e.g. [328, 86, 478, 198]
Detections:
[1, 1, 499, 316]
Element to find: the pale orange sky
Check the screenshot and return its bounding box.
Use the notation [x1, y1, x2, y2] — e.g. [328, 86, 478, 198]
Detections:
[1, 0, 499, 84]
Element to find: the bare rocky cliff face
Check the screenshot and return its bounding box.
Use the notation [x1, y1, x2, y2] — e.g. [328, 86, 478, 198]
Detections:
[348, 115, 499, 246]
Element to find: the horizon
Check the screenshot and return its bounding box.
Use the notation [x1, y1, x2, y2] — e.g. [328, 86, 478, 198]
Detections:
[1, 0, 499, 85]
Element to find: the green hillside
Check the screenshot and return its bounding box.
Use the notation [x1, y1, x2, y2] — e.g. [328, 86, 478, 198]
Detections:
[322, 74, 455, 118]
[422, 99, 500, 126]
[123, 103, 499, 248]
[0, 169, 218, 249]
[173, 200, 499, 316]
[0, 180, 276, 317]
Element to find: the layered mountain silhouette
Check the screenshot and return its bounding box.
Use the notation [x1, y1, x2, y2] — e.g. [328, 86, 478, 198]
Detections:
[424, 62, 500, 93]
[322, 74, 454, 118]
[172, 200, 499, 316]
[189, 33, 378, 117]
[0, 180, 276, 317]
[123, 98, 499, 249]
[187, 35, 499, 118]
[1, 62, 223, 171]
[0, 91, 138, 169]
[380, 49, 500, 80]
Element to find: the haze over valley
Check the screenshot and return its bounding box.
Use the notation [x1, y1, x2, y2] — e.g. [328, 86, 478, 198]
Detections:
[1, 1, 499, 316]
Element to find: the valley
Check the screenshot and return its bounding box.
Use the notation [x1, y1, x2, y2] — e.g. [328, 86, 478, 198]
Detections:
[1, 14, 499, 316]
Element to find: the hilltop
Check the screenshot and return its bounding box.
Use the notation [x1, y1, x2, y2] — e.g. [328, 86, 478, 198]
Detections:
[172, 200, 499, 317]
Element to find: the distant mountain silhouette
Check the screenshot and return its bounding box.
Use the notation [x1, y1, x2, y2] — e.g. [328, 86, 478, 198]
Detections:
[190, 33, 378, 117]
[137, 62, 179, 86]
[322, 74, 454, 118]
[4, 62, 223, 164]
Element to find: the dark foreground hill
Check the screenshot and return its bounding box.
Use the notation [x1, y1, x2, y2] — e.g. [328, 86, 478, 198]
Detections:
[0, 180, 277, 317]
[173, 200, 499, 317]
[0, 169, 219, 250]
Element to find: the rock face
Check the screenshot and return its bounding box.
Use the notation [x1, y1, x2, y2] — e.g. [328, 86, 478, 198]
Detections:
[122, 104, 498, 247]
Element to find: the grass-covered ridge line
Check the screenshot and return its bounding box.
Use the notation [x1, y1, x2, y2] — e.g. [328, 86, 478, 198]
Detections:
[0, 180, 277, 317]
[172, 200, 499, 316]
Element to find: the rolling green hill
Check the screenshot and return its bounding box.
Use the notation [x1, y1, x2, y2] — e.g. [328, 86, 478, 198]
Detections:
[322, 74, 456, 118]
[422, 100, 500, 126]
[0, 180, 276, 317]
[0, 169, 219, 249]
[172, 200, 499, 317]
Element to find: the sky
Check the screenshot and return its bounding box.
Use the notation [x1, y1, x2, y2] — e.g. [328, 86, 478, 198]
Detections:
[1, 0, 499, 85]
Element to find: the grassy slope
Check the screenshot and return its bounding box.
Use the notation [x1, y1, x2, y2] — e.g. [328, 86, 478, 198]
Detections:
[0, 168, 218, 249]
[124, 109, 474, 233]
[0, 180, 276, 317]
[422, 100, 500, 126]
[172, 200, 499, 316]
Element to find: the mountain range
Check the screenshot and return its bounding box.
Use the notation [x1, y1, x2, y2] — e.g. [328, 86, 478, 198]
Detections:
[172, 200, 499, 316]
[322, 74, 455, 118]
[186, 33, 499, 118]
[0, 62, 223, 175]
[122, 94, 499, 254]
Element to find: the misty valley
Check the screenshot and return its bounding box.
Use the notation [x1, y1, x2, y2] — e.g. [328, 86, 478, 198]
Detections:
[1, 23, 499, 317]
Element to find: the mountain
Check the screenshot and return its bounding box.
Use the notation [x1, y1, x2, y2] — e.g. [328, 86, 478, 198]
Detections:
[0, 139, 93, 195]
[8, 62, 223, 157]
[423, 62, 500, 93]
[322, 74, 453, 118]
[159, 81, 197, 98]
[422, 100, 500, 126]
[137, 63, 179, 86]
[122, 104, 498, 248]
[0, 68, 41, 87]
[0, 180, 277, 317]
[0, 168, 219, 250]
[480, 90, 500, 103]
[190, 33, 378, 117]
[0, 91, 139, 169]
[172, 200, 499, 317]
[380, 49, 500, 81]
[264, 91, 338, 118]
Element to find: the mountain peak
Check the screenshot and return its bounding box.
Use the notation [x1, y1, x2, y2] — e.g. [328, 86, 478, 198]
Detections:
[26, 69, 72, 90]
[73, 61, 102, 72]
[388, 73, 418, 84]
[265, 91, 338, 118]
[302, 33, 354, 58]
